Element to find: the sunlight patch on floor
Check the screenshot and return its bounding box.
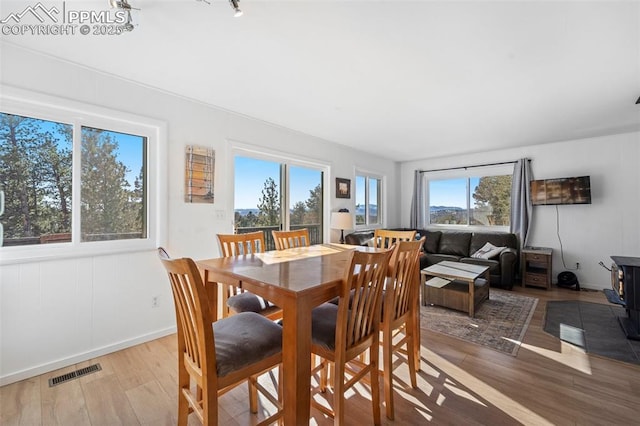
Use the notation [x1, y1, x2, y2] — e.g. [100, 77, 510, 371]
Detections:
[519, 340, 592, 375]
[424, 347, 555, 425]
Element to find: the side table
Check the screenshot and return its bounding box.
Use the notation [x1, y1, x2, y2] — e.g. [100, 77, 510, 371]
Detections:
[522, 247, 553, 289]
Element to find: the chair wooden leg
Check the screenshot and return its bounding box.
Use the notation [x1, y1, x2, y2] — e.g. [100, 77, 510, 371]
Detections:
[177, 369, 190, 426]
[382, 328, 395, 420]
[327, 361, 334, 390]
[278, 366, 284, 426]
[333, 360, 345, 426]
[407, 327, 418, 389]
[248, 377, 258, 413]
[413, 306, 421, 372]
[369, 344, 381, 426]
[202, 386, 218, 426]
[319, 358, 328, 392]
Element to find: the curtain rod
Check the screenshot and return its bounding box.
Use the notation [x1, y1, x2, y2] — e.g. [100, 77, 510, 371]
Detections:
[418, 159, 531, 174]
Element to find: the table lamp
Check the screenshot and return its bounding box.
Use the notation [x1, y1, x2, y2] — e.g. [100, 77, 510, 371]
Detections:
[331, 209, 353, 244]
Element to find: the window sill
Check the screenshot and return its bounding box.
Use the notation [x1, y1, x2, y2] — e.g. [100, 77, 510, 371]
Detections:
[0, 239, 157, 266]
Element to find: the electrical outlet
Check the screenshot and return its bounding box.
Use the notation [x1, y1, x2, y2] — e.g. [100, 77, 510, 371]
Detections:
[152, 296, 159, 308]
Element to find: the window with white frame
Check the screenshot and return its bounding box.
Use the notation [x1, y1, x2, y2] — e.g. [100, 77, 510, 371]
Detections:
[355, 172, 382, 226]
[427, 166, 512, 227]
[0, 89, 164, 263]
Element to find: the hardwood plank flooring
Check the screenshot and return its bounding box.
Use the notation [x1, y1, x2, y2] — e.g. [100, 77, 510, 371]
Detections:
[2, 286, 639, 425]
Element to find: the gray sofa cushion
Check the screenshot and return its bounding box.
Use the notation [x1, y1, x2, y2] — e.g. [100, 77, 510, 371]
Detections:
[438, 232, 472, 256]
[213, 312, 282, 378]
[421, 230, 442, 254]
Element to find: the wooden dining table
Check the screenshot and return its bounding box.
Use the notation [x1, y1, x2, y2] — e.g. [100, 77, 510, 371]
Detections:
[197, 243, 380, 425]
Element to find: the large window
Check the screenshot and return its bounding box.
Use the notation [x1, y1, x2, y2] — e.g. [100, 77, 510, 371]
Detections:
[0, 88, 164, 263]
[428, 170, 512, 227]
[234, 154, 325, 250]
[355, 172, 382, 226]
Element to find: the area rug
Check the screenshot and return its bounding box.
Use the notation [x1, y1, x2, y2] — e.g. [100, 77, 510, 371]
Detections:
[543, 300, 640, 365]
[421, 290, 538, 356]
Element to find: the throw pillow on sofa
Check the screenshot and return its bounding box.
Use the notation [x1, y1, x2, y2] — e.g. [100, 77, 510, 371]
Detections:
[471, 242, 506, 259]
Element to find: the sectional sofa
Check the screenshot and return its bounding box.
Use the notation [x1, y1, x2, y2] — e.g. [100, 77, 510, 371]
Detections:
[345, 228, 519, 289]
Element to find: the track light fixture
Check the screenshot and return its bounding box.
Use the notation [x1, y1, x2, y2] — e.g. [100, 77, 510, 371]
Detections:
[109, 0, 138, 32]
[229, 0, 243, 17]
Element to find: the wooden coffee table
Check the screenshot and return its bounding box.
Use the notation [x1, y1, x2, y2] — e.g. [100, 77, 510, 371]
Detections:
[421, 261, 490, 317]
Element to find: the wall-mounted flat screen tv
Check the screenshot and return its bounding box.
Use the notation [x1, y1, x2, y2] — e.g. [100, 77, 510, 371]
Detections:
[531, 176, 591, 205]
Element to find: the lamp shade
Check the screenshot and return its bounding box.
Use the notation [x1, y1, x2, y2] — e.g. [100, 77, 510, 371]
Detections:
[330, 211, 353, 230]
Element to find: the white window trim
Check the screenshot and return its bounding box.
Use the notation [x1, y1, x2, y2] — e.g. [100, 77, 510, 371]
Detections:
[425, 164, 513, 231]
[354, 168, 385, 230]
[0, 85, 167, 265]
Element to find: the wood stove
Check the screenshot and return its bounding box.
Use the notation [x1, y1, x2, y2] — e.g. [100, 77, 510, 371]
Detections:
[611, 256, 640, 340]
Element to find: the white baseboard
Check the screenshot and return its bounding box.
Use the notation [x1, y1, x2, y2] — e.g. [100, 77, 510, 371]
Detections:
[0, 326, 176, 387]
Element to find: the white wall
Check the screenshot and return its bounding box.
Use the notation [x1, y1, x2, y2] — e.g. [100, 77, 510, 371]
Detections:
[400, 131, 640, 290]
[0, 43, 399, 384]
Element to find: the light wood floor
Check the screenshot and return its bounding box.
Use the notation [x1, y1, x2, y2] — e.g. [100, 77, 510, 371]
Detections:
[2, 286, 640, 425]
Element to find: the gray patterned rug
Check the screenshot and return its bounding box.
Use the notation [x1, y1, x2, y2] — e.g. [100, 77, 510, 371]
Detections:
[421, 290, 538, 356]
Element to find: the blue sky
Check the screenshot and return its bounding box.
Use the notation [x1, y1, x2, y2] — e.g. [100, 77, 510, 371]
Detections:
[21, 116, 143, 187]
[429, 177, 480, 208]
[234, 156, 322, 209]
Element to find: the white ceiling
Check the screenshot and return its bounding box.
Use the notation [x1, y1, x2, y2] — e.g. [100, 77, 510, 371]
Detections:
[2, 0, 639, 162]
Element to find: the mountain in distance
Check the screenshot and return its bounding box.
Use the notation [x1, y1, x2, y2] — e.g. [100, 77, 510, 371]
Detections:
[235, 208, 260, 216]
[235, 206, 461, 216]
[430, 206, 464, 211]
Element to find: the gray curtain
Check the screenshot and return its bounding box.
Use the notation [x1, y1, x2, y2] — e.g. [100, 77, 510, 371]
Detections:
[510, 158, 532, 249]
[410, 170, 427, 229]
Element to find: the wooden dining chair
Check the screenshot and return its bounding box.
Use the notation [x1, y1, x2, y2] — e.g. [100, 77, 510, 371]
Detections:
[272, 228, 311, 250]
[372, 229, 417, 250]
[310, 248, 393, 425]
[380, 238, 424, 420]
[158, 248, 283, 426]
[217, 232, 282, 320]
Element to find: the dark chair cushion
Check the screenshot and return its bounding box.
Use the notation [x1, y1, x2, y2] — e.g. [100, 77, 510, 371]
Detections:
[213, 312, 282, 378]
[227, 292, 276, 314]
[311, 303, 340, 351]
[438, 232, 472, 256]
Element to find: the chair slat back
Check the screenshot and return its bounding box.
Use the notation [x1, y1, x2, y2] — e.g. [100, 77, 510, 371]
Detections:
[385, 238, 424, 323]
[337, 249, 393, 351]
[373, 229, 417, 249]
[217, 231, 265, 257]
[158, 250, 216, 385]
[272, 229, 311, 250]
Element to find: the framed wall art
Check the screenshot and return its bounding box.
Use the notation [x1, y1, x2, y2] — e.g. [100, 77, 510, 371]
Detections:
[336, 177, 351, 199]
[185, 145, 215, 203]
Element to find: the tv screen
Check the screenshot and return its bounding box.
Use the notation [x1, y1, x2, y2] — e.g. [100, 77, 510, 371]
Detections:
[531, 176, 591, 205]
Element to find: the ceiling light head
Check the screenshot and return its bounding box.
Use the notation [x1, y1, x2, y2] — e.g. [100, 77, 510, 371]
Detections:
[109, 0, 130, 10]
[121, 14, 134, 31]
[110, 0, 139, 11]
[229, 0, 243, 17]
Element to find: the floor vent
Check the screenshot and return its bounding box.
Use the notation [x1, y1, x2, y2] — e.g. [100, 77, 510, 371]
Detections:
[48, 363, 102, 387]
